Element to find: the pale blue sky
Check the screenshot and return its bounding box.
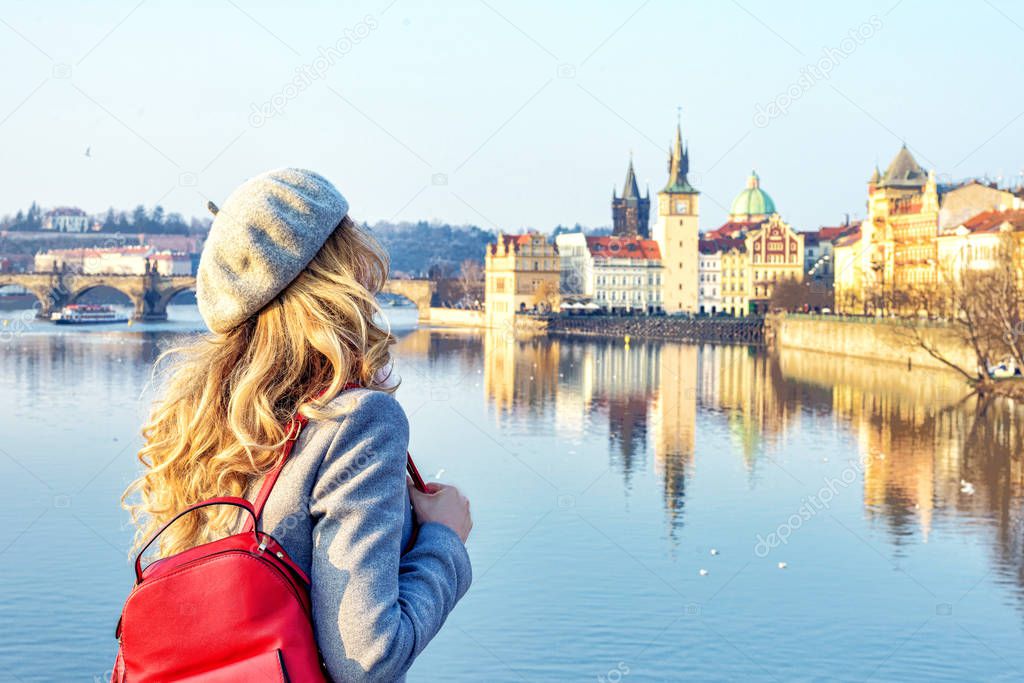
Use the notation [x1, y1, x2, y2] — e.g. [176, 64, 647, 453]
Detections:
[1, 0, 1022, 232]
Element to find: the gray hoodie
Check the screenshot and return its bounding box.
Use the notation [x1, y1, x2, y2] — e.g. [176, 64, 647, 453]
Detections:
[257, 388, 472, 682]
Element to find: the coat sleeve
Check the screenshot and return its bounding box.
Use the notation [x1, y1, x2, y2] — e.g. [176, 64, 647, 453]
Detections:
[308, 390, 472, 682]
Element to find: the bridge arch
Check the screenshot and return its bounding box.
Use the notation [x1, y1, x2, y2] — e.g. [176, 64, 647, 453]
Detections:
[0, 273, 429, 323]
[381, 279, 434, 321]
[154, 281, 198, 313]
[0, 274, 65, 318]
[66, 277, 146, 318]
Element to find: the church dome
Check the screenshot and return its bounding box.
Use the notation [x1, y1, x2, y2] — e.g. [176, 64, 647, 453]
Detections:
[729, 171, 776, 219]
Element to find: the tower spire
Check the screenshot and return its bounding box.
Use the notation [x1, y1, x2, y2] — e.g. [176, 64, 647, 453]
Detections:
[663, 112, 696, 194]
[622, 154, 640, 199]
[612, 152, 650, 237]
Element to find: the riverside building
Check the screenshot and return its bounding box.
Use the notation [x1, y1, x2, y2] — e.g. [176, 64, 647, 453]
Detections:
[835, 145, 1024, 313]
[554, 232, 664, 314]
[702, 171, 804, 315]
[484, 232, 560, 325]
[34, 246, 191, 276]
[652, 119, 700, 315]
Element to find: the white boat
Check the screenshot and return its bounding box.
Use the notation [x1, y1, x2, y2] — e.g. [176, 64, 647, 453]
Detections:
[51, 304, 129, 325]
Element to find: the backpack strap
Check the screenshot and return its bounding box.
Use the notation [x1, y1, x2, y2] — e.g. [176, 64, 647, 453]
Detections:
[242, 413, 310, 532]
[243, 386, 426, 533]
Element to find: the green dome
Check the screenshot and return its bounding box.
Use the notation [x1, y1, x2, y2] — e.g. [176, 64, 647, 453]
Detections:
[730, 171, 775, 218]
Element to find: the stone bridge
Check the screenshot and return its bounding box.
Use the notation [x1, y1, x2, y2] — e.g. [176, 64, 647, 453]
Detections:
[0, 272, 197, 321]
[0, 272, 436, 322]
[381, 279, 435, 321]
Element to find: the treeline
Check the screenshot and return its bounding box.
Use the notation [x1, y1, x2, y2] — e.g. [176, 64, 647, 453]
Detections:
[97, 205, 209, 234]
[0, 203, 210, 234]
[367, 220, 496, 277]
[2, 202, 45, 231]
[367, 220, 611, 278]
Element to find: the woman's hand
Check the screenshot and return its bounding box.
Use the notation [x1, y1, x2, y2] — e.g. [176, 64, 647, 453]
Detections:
[408, 481, 472, 543]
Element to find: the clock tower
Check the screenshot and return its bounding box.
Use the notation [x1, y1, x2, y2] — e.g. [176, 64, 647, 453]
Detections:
[652, 117, 700, 314]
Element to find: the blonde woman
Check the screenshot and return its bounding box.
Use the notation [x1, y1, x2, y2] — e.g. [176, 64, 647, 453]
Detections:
[124, 169, 472, 681]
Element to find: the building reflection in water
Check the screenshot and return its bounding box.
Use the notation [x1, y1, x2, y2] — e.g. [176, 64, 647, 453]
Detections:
[478, 329, 693, 529]
[5, 320, 1024, 605]
[417, 327, 1024, 597]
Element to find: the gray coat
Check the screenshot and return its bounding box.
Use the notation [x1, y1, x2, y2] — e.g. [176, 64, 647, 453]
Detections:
[258, 388, 472, 682]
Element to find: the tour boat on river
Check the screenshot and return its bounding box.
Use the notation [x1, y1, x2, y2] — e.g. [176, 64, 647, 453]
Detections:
[51, 304, 129, 325]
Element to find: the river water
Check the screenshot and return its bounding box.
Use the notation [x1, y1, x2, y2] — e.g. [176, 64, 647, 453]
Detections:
[0, 305, 1022, 682]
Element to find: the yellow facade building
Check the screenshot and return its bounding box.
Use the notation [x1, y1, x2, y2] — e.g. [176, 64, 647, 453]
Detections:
[719, 240, 749, 316]
[652, 120, 700, 314]
[703, 172, 803, 315]
[835, 145, 1023, 313]
[484, 232, 560, 325]
[745, 214, 805, 310]
[832, 222, 878, 314]
[936, 209, 1024, 283]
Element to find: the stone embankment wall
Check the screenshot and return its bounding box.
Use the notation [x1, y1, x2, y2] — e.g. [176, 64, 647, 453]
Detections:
[766, 313, 977, 373]
[543, 315, 764, 344]
[425, 308, 485, 327]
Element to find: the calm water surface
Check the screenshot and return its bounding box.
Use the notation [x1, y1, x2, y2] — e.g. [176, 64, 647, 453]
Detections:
[1, 305, 1023, 682]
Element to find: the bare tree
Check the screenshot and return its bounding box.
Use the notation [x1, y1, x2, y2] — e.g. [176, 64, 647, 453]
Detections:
[769, 276, 834, 312]
[532, 279, 558, 313]
[897, 232, 1024, 390]
[457, 259, 484, 308]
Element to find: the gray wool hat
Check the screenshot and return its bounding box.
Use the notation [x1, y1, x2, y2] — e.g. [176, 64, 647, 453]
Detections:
[197, 168, 349, 333]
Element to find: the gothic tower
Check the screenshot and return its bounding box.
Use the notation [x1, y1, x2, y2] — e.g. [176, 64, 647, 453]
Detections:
[612, 156, 651, 237]
[652, 117, 700, 314]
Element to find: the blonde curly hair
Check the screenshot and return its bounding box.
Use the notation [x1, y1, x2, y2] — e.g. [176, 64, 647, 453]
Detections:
[124, 217, 396, 557]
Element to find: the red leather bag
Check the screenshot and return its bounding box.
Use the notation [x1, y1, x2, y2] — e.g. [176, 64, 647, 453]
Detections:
[111, 402, 427, 682]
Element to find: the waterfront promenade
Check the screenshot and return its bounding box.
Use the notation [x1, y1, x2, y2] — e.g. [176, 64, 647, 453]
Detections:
[543, 314, 764, 344]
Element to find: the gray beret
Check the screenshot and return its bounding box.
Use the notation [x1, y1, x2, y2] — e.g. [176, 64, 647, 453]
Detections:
[197, 168, 349, 333]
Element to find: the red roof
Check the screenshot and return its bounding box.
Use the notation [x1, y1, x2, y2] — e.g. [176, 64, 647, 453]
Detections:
[39, 245, 184, 259]
[698, 236, 745, 254]
[45, 207, 87, 217]
[818, 226, 852, 241]
[960, 209, 1024, 234]
[586, 236, 661, 260]
[504, 234, 534, 246]
[490, 233, 549, 255]
[799, 225, 858, 245]
[833, 227, 862, 248]
[704, 220, 765, 240]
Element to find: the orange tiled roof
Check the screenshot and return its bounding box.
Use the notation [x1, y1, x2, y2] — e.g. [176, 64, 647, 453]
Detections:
[960, 209, 1024, 234]
[586, 235, 661, 260]
[705, 220, 765, 240]
[503, 234, 535, 246]
[40, 246, 183, 259]
[489, 233, 549, 255]
[699, 236, 746, 254]
[818, 225, 852, 241]
[832, 227, 862, 247]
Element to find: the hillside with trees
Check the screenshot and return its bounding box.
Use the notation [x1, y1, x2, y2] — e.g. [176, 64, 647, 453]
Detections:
[98, 205, 204, 234]
[367, 220, 496, 277]
[0, 203, 210, 234]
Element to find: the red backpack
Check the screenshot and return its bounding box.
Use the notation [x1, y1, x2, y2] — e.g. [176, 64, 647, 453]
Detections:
[112, 402, 427, 682]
